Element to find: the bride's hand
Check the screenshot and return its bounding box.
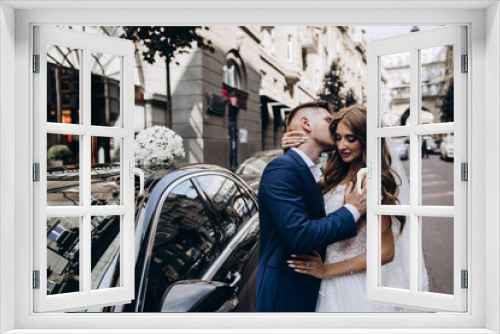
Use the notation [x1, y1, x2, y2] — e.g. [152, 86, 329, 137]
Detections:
[281, 131, 307, 149]
[287, 250, 327, 280]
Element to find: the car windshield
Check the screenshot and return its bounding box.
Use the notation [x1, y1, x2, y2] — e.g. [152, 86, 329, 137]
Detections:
[235, 156, 276, 175]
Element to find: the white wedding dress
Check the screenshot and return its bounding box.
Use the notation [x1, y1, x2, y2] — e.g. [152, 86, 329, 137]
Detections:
[316, 184, 429, 312]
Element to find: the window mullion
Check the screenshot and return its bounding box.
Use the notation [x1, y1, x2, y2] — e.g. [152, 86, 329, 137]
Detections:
[372, 127, 411, 138]
[122, 51, 135, 292]
[81, 213, 91, 294]
[409, 47, 420, 294]
[412, 123, 455, 135]
[89, 205, 129, 216]
[46, 123, 88, 135]
[372, 205, 411, 216]
[89, 127, 129, 138]
[82, 47, 91, 208]
[412, 206, 455, 217]
[81, 47, 92, 295]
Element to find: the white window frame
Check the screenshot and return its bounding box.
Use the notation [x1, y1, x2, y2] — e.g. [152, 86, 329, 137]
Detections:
[0, 1, 499, 333]
[32, 26, 136, 312]
[366, 26, 468, 312]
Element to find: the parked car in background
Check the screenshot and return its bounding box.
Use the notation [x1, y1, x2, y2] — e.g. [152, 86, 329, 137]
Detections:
[440, 135, 455, 161]
[47, 163, 260, 312]
[423, 136, 440, 154]
[391, 138, 409, 160]
[235, 149, 283, 192]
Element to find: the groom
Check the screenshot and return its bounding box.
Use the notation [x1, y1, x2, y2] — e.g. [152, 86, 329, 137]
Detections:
[255, 101, 367, 312]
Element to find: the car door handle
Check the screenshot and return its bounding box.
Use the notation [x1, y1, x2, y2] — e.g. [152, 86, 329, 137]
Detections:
[228, 271, 241, 288]
[130, 162, 145, 196]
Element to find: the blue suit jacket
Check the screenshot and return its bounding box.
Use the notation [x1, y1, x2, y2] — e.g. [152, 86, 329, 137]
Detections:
[255, 149, 357, 312]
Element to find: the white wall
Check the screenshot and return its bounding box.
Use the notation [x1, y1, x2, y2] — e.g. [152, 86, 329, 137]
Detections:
[485, 2, 500, 333]
[0, 2, 16, 333]
[2, 4, 498, 332]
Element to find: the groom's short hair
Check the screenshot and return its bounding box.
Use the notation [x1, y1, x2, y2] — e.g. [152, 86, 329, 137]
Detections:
[286, 100, 334, 131]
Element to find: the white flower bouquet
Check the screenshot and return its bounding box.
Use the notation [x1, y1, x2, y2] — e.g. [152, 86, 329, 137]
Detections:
[134, 126, 185, 167]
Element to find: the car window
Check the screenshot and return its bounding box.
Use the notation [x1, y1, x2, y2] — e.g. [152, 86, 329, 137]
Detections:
[144, 179, 222, 311]
[195, 175, 256, 242]
[196, 175, 259, 288]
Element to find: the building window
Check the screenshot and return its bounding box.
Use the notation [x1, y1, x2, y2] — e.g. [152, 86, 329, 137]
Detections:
[314, 69, 321, 90]
[287, 34, 293, 62]
[223, 60, 241, 90]
[271, 29, 275, 55]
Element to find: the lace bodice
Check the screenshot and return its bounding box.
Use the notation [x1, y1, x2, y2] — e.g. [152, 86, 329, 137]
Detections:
[323, 184, 367, 262]
[317, 184, 407, 312]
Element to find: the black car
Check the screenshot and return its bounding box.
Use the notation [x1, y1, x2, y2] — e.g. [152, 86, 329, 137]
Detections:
[235, 149, 283, 192]
[46, 163, 260, 312]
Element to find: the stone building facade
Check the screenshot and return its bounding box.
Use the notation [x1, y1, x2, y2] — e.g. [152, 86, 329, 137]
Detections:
[50, 26, 368, 170]
[134, 26, 368, 170]
[380, 44, 454, 127]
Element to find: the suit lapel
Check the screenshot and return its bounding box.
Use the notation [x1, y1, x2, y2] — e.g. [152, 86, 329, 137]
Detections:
[286, 150, 325, 216]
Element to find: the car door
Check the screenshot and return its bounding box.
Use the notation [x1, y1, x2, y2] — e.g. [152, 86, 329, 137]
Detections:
[194, 173, 260, 311]
[138, 177, 223, 312]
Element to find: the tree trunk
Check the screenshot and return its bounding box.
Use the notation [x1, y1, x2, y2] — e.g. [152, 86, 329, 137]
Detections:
[166, 58, 173, 128]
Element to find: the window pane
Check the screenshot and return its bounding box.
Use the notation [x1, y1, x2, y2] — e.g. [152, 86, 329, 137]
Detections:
[47, 133, 80, 206]
[381, 136, 410, 205]
[421, 216, 453, 294]
[47, 217, 81, 295]
[91, 215, 121, 290]
[91, 136, 121, 205]
[196, 175, 260, 290]
[420, 45, 454, 124]
[143, 180, 220, 311]
[380, 215, 410, 291]
[47, 45, 81, 124]
[420, 134, 453, 206]
[380, 51, 410, 127]
[91, 52, 121, 127]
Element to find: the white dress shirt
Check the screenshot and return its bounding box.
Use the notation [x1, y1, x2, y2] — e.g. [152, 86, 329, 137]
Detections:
[291, 148, 361, 222]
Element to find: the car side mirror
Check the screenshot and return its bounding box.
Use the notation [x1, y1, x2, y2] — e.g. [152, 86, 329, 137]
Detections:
[161, 280, 235, 312]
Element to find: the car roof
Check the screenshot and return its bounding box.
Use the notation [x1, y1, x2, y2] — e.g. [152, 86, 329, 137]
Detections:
[249, 149, 283, 158]
[142, 163, 237, 184]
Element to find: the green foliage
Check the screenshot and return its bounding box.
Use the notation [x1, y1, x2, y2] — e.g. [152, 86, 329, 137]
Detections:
[441, 82, 454, 122]
[123, 26, 215, 65]
[47, 145, 73, 160]
[318, 58, 346, 113]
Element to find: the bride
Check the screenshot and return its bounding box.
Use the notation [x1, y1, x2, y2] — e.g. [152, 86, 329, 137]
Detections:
[283, 105, 428, 312]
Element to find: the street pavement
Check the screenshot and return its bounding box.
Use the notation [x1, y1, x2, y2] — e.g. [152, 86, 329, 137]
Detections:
[402, 154, 455, 295]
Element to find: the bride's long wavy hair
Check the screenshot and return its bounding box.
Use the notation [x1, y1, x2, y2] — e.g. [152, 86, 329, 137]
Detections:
[317, 105, 406, 234]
